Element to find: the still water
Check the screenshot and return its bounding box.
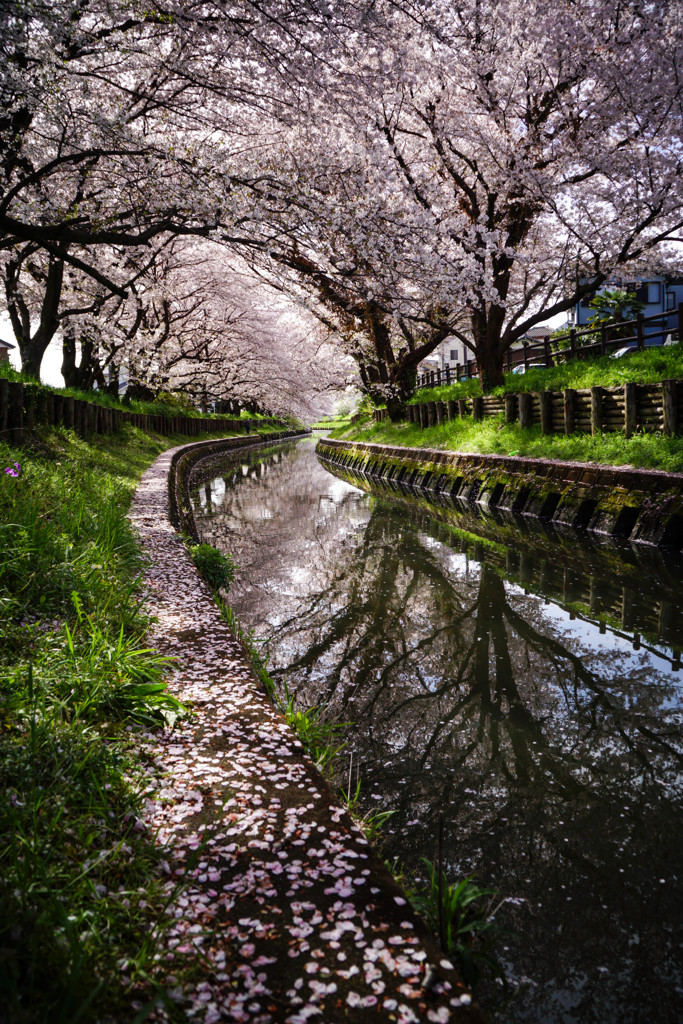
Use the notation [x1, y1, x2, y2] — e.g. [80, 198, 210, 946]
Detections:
[190, 438, 683, 1024]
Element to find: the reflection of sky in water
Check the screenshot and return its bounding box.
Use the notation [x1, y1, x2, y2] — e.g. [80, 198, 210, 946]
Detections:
[190, 442, 683, 1024]
[536, 598, 682, 691]
[325, 477, 360, 503]
[441, 546, 681, 694]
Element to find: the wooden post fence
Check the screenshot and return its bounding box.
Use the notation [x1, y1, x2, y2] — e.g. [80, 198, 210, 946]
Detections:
[590, 386, 603, 436]
[539, 391, 552, 435]
[662, 379, 677, 435]
[7, 382, 23, 443]
[564, 388, 577, 434]
[624, 383, 637, 438]
[0, 379, 8, 438]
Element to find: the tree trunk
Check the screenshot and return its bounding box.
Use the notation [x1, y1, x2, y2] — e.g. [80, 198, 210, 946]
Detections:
[386, 398, 406, 422]
[7, 254, 64, 381]
[61, 324, 78, 388]
[477, 344, 505, 393]
[20, 332, 49, 380]
[98, 359, 119, 396]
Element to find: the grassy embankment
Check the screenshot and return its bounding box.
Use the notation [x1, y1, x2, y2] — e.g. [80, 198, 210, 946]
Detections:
[0, 361, 285, 424]
[310, 416, 353, 430]
[333, 345, 683, 472]
[0, 415, 284, 1023]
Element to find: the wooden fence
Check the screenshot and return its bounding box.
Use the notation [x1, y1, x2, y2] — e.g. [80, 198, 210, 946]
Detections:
[374, 379, 682, 437]
[0, 380, 282, 444]
[416, 303, 683, 391]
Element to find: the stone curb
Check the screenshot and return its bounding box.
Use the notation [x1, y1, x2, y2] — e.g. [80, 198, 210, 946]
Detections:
[317, 438, 683, 549]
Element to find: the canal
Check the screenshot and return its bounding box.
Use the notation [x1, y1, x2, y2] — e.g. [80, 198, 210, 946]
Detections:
[189, 436, 682, 1024]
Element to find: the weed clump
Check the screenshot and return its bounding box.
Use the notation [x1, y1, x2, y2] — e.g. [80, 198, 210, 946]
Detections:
[414, 860, 506, 990]
[189, 542, 235, 591]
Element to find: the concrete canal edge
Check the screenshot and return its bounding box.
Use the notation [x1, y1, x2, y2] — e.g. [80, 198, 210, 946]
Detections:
[167, 428, 310, 538]
[129, 432, 485, 1024]
[317, 437, 683, 550]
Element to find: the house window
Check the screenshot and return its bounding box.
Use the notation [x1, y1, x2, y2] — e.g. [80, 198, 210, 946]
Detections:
[647, 282, 661, 304]
[666, 291, 676, 311]
[450, 348, 458, 362]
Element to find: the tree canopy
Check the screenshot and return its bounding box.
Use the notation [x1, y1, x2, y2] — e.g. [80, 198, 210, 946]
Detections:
[1, 0, 682, 409]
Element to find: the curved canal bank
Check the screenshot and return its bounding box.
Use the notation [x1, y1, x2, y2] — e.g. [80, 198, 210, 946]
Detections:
[189, 437, 683, 1024]
[317, 438, 683, 549]
[128, 434, 482, 1024]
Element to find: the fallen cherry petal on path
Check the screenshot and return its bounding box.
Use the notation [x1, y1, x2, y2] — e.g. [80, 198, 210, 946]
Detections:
[127, 438, 484, 1023]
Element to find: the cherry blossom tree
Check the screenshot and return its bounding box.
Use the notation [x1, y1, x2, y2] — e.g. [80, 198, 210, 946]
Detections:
[156, 251, 352, 418]
[193, 0, 681, 406]
[4, 0, 682, 403]
[68, 242, 350, 417]
[231, 123, 468, 419]
[312, 0, 683, 390]
[1, 238, 177, 380]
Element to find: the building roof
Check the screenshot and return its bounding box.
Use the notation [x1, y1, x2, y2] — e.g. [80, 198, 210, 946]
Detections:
[0, 338, 15, 350]
[525, 325, 551, 338]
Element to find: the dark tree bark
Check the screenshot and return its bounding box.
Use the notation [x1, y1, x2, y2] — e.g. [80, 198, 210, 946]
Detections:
[4, 250, 64, 379]
[61, 323, 102, 390]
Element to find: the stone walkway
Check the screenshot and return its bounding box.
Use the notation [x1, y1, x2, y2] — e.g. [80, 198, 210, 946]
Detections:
[129, 439, 484, 1024]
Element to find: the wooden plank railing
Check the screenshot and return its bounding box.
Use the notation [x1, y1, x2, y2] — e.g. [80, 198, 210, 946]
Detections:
[388, 378, 682, 436]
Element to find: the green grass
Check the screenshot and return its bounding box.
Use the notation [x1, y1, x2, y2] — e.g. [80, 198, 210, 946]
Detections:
[331, 409, 683, 472]
[408, 343, 683, 405]
[413, 859, 505, 990]
[188, 543, 236, 591]
[0, 420, 278, 1023]
[410, 377, 482, 404]
[310, 417, 353, 429]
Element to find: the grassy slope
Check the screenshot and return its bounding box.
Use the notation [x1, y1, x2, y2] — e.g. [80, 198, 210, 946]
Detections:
[331, 412, 683, 472]
[335, 346, 683, 472]
[409, 343, 683, 404]
[310, 417, 353, 429]
[0, 422, 277, 1023]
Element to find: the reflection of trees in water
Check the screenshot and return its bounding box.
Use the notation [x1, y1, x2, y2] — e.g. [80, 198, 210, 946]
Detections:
[192, 448, 683, 1024]
[262, 503, 679, 816]
[343, 468, 683, 656]
[285, 511, 683, 1022]
[191, 442, 367, 607]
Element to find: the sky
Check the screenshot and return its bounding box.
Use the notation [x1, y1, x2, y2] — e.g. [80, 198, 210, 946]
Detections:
[1, 312, 65, 386]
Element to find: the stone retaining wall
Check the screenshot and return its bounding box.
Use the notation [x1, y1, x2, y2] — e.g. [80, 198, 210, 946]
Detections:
[317, 437, 683, 550]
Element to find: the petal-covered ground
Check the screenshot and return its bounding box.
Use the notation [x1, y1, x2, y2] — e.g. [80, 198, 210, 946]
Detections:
[129, 439, 484, 1023]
